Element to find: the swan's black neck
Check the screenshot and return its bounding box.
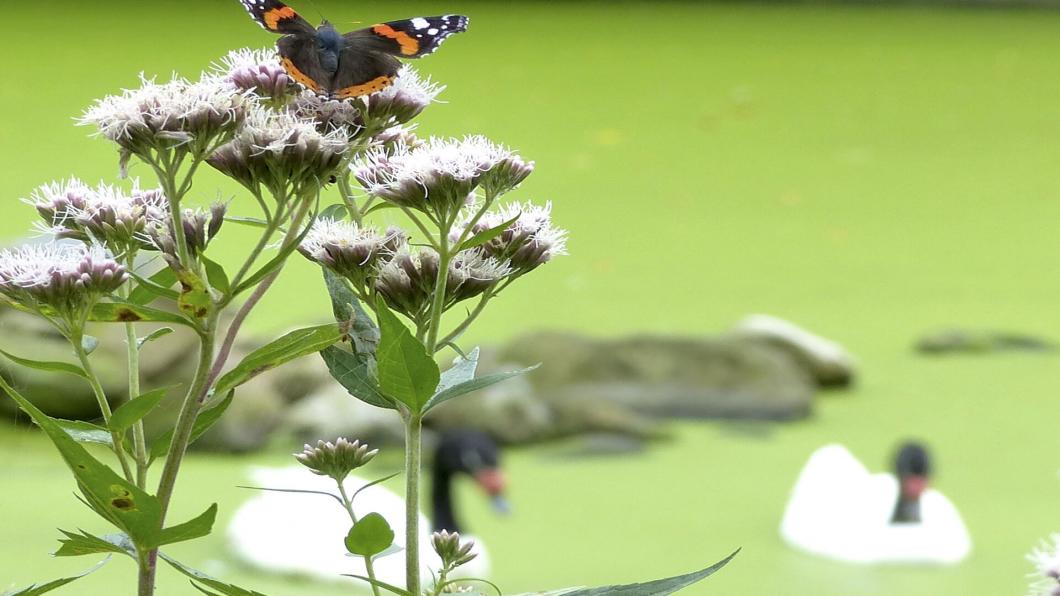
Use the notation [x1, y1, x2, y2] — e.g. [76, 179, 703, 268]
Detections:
[431, 467, 461, 533]
[890, 497, 921, 524]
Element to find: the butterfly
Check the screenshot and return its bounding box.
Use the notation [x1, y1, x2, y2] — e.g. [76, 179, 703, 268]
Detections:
[239, 0, 468, 99]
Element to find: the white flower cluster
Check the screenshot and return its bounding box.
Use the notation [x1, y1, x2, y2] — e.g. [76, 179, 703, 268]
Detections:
[1028, 535, 1060, 596]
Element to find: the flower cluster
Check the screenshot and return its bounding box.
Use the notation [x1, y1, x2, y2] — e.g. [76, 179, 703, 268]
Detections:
[453, 201, 567, 274]
[80, 75, 247, 161]
[214, 47, 298, 105]
[353, 136, 534, 222]
[298, 219, 401, 291]
[208, 108, 348, 199]
[0, 243, 127, 322]
[1028, 535, 1060, 596]
[431, 530, 477, 571]
[362, 67, 443, 127]
[289, 92, 365, 140]
[26, 179, 170, 257]
[295, 438, 378, 483]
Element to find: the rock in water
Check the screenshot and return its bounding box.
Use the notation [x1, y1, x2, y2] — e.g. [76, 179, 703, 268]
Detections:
[915, 329, 1055, 355]
[733, 314, 856, 388]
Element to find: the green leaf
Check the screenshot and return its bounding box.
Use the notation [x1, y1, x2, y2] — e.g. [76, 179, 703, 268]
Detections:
[109, 386, 172, 434]
[54, 530, 132, 558]
[3, 558, 110, 595]
[160, 553, 267, 596]
[158, 503, 217, 546]
[223, 215, 270, 229]
[374, 298, 439, 413]
[340, 574, 411, 596]
[0, 350, 88, 379]
[212, 324, 342, 398]
[344, 512, 394, 557]
[90, 302, 196, 328]
[458, 213, 520, 251]
[433, 347, 481, 395]
[231, 219, 315, 296]
[81, 335, 99, 355]
[56, 419, 113, 447]
[202, 256, 231, 295]
[177, 270, 213, 319]
[320, 203, 348, 220]
[137, 327, 174, 349]
[323, 268, 379, 354]
[528, 550, 739, 596]
[150, 392, 233, 460]
[425, 363, 540, 413]
[128, 268, 179, 305]
[320, 346, 394, 410]
[0, 376, 163, 550]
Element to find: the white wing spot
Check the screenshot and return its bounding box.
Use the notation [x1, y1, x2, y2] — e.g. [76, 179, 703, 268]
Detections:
[428, 28, 439, 35]
[411, 17, 430, 30]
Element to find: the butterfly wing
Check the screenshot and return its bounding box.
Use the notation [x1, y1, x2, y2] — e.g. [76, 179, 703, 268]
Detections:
[330, 41, 401, 99]
[239, 0, 315, 35]
[277, 35, 329, 95]
[345, 15, 469, 58]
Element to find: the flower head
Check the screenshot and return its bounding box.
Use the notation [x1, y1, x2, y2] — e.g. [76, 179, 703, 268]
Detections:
[214, 47, 298, 104]
[80, 75, 248, 160]
[455, 201, 567, 273]
[431, 530, 477, 571]
[298, 218, 395, 291]
[26, 179, 91, 228]
[354, 136, 533, 220]
[375, 241, 510, 317]
[288, 91, 364, 140]
[294, 438, 378, 483]
[0, 243, 127, 321]
[1028, 535, 1060, 595]
[208, 107, 348, 198]
[180, 203, 227, 257]
[363, 66, 443, 126]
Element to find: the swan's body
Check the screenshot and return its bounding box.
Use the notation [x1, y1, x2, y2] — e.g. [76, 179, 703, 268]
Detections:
[228, 466, 490, 586]
[780, 444, 971, 564]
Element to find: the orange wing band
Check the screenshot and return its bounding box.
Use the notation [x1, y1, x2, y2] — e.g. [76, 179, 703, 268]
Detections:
[336, 75, 395, 99]
[264, 7, 298, 31]
[281, 57, 322, 93]
[372, 24, 420, 56]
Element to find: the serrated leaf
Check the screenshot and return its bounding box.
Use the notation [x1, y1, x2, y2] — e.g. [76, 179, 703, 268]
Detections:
[425, 363, 539, 413]
[320, 345, 394, 410]
[202, 256, 231, 295]
[149, 392, 233, 460]
[0, 376, 163, 550]
[128, 268, 179, 305]
[344, 512, 394, 557]
[525, 550, 739, 596]
[90, 302, 196, 328]
[109, 386, 172, 434]
[374, 298, 438, 413]
[137, 327, 174, 349]
[158, 503, 217, 546]
[322, 268, 379, 354]
[212, 324, 342, 398]
[0, 350, 88, 379]
[458, 213, 520, 251]
[53, 530, 131, 558]
[3, 557, 110, 595]
[160, 553, 267, 596]
[81, 335, 99, 355]
[177, 270, 212, 319]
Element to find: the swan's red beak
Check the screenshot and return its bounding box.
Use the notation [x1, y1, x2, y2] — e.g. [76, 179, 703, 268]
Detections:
[901, 474, 928, 499]
[474, 468, 506, 497]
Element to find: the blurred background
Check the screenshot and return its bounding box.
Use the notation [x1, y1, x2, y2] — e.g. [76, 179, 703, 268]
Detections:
[3, 0, 1060, 593]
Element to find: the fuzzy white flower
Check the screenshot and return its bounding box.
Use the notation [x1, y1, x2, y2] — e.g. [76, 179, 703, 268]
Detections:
[364, 66, 444, 125]
[0, 243, 127, 317]
[80, 74, 248, 158]
[298, 218, 400, 288]
[457, 200, 567, 272]
[26, 178, 92, 227]
[1028, 535, 1060, 595]
[213, 47, 296, 103]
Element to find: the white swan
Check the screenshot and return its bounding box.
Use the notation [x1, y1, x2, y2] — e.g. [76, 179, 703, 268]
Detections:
[227, 430, 505, 587]
[780, 443, 971, 565]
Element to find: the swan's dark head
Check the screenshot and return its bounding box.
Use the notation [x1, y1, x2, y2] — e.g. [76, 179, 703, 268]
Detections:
[891, 441, 931, 523]
[431, 429, 508, 533]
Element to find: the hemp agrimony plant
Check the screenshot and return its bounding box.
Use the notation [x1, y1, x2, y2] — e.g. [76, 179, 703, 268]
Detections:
[2, 39, 735, 596]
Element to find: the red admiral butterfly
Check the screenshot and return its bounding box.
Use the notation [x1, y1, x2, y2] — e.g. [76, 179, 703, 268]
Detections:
[239, 0, 468, 98]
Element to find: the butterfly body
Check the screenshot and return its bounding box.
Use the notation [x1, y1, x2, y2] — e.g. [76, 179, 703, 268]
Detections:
[240, 0, 468, 99]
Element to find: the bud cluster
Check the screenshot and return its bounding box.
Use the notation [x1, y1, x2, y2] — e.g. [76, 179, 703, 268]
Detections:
[215, 47, 299, 105]
[362, 67, 443, 128]
[298, 219, 402, 292]
[294, 438, 379, 483]
[431, 530, 477, 571]
[453, 201, 568, 274]
[0, 243, 127, 322]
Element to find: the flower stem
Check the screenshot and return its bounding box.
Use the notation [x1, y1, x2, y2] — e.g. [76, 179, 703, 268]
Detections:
[73, 334, 135, 483]
[425, 233, 451, 354]
[119, 258, 149, 488]
[338, 172, 363, 225]
[336, 482, 383, 596]
[404, 412, 423, 595]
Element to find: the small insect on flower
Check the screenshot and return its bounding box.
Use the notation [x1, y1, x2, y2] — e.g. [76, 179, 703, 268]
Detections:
[1028, 534, 1060, 596]
[214, 47, 299, 104]
[0, 243, 128, 322]
[294, 438, 379, 483]
[238, 0, 467, 100]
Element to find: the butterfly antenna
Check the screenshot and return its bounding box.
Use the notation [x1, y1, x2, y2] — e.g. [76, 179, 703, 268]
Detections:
[301, 0, 325, 23]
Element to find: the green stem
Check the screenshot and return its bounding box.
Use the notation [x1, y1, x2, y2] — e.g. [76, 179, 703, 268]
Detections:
[119, 266, 149, 488]
[338, 172, 363, 225]
[228, 217, 282, 293]
[337, 482, 383, 596]
[425, 233, 451, 354]
[404, 413, 423, 595]
[72, 334, 135, 483]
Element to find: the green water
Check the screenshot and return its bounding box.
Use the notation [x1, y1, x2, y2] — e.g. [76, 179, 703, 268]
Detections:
[2, 1, 1060, 594]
